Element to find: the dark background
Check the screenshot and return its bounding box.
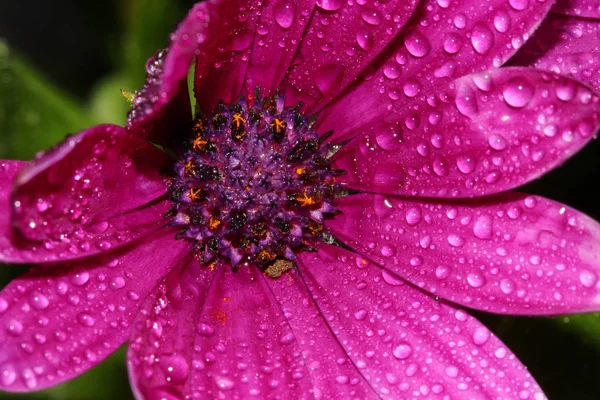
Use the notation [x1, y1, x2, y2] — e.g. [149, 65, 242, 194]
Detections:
[0, 1, 599, 399]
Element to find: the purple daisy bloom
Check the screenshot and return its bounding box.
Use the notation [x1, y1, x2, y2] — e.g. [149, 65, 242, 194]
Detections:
[1, 0, 600, 398]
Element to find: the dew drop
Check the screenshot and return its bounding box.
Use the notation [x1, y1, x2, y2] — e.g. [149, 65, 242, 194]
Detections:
[29, 292, 49, 310]
[503, 78, 534, 108]
[404, 31, 431, 58]
[393, 342, 413, 359]
[471, 24, 494, 55]
[273, 2, 295, 30]
[77, 312, 96, 327]
[467, 272, 486, 288]
[473, 214, 493, 239]
[70, 271, 90, 286]
[361, 8, 381, 25]
[435, 265, 452, 280]
[555, 80, 577, 101]
[405, 207, 422, 226]
[433, 158, 449, 177]
[493, 11, 511, 33]
[489, 134, 508, 150]
[354, 309, 368, 320]
[110, 276, 126, 290]
[456, 155, 477, 174]
[473, 326, 491, 345]
[381, 244, 397, 257]
[356, 30, 374, 51]
[197, 323, 215, 337]
[443, 33, 462, 54]
[316, 0, 342, 11]
[579, 270, 598, 288]
[508, 0, 529, 11]
[500, 278, 515, 294]
[447, 234, 465, 247]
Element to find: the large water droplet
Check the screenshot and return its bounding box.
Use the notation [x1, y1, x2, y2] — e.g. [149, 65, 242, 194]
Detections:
[456, 155, 477, 174]
[405, 207, 422, 225]
[393, 342, 412, 359]
[508, 0, 529, 11]
[467, 272, 486, 288]
[579, 269, 598, 288]
[473, 214, 493, 239]
[472, 327, 490, 345]
[29, 291, 49, 310]
[404, 31, 431, 58]
[316, 0, 342, 11]
[435, 265, 452, 280]
[356, 30, 374, 51]
[503, 78, 534, 108]
[500, 278, 515, 294]
[471, 24, 494, 55]
[489, 134, 508, 150]
[443, 33, 462, 54]
[361, 8, 382, 25]
[274, 1, 296, 29]
[78, 312, 96, 327]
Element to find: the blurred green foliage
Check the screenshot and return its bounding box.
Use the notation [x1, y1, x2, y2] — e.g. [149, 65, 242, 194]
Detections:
[0, 0, 599, 399]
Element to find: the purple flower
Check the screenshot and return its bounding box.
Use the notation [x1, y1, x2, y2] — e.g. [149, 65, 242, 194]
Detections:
[1, 0, 599, 398]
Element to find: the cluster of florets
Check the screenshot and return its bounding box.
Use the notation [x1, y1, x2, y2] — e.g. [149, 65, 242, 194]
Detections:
[165, 90, 344, 275]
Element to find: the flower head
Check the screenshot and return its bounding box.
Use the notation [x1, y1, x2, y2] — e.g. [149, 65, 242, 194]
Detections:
[1, 0, 600, 399]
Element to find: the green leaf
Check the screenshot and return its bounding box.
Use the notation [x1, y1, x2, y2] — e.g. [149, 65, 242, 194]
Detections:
[0, 41, 92, 160]
[553, 313, 600, 349]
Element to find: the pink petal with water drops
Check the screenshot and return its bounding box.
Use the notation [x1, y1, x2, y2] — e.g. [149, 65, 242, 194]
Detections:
[315, 0, 554, 143]
[194, 0, 262, 113]
[554, 0, 600, 19]
[266, 269, 380, 399]
[330, 193, 600, 315]
[6, 125, 171, 264]
[242, 0, 316, 97]
[126, 1, 219, 147]
[297, 244, 546, 399]
[190, 263, 313, 398]
[511, 13, 600, 91]
[332, 68, 600, 198]
[0, 230, 191, 392]
[280, 0, 419, 110]
[128, 255, 215, 400]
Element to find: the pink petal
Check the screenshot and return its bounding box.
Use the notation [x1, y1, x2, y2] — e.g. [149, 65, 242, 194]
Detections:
[6, 125, 170, 263]
[295, 244, 546, 399]
[127, 1, 217, 146]
[332, 68, 600, 198]
[266, 269, 381, 399]
[330, 193, 600, 315]
[315, 0, 554, 143]
[0, 231, 191, 392]
[194, 0, 262, 112]
[511, 13, 600, 91]
[242, 0, 316, 97]
[279, 0, 419, 110]
[554, 0, 600, 19]
[128, 256, 215, 400]
[190, 264, 313, 398]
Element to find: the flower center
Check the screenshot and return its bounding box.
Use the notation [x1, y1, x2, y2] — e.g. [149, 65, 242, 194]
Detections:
[165, 90, 343, 276]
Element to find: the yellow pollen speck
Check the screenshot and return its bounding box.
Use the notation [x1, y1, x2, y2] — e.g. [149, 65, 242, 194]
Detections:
[296, 192, 315, 207]
[120, 88, 136, 104]
[296, 168, 304, 175]
[209, 216, 221, 229]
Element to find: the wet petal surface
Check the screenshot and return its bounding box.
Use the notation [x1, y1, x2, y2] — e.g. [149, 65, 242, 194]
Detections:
[190, 264, 313, 398]
[243, 0, 316, 97]
[512, 13, 600, 91]
[6, 125, 170, 263]
[554, 0, 600, 19]
[330, 193, 600, 314]
[280, 0, 419, 110]
[315, 0, 554, 142]
[294, 244, 546, 399]
[128, 256, 215, 400]
[0, 231, 190, 392]
[332, 68, 600, 198]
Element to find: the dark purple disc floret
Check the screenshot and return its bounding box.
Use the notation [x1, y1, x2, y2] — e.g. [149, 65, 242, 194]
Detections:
[166, 90, 343, 271]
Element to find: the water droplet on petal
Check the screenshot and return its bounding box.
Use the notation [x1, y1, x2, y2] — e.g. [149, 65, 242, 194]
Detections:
[508, 0, 529, 11]
[361, 8, 381, 25]
[500, 278, 515, 294]
[274, 1, 296, 29]
[471, 24, 494, 55]
[316, 0, 342, 11]
[467, 272, 486, 288]
[456, 155, 477, 174]
[404, 31, 430, 58]
[77, 312, 96, 327]
[435, 265, 452, 280]
[503, 78, 534, 108]
[405, 207, 422, 225]
[473, 214, 493, 239]
[393, 342, 413, 359]
[447, 234, 465, 247]
[579, 270, 598, 288]
[489, 134, 508, 150]
[356, 30, 374, 51]
[29, 291, 49, 310]
[472, 327, 490, 345]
